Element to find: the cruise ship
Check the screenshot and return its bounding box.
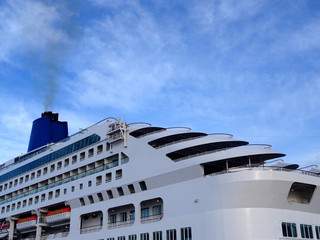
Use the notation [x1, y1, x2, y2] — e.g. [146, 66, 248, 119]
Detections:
[0, 111, 320, 240]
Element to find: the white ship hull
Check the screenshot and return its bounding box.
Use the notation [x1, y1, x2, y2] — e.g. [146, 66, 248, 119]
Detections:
[0, 113, 319, 240]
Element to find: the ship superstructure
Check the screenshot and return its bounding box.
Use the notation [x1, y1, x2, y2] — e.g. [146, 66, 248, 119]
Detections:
[0, 112, 320, 240]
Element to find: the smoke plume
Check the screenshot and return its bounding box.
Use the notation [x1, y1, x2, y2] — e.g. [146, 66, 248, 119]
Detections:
[22, 0, 82, 111]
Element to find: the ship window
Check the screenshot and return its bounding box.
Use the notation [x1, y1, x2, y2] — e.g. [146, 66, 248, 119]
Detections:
[141, 208, 149, 219]
[120, 212, 127, 222]
[96, 176, 102, 186]
[97, 192, 104, 201]
[282, 222, 297, 237]
[11, 203, 15, 210]
[72, 155, 77, 164]
[6, 205, 9, 212]
[25, 175, 29, 182]
[166, 229, 177, 240]
[97, 144, 103, 154]
[64, 158, 69, 167]
[128, 184, 135, 194]
[48, 191, 53, 199]
[72, 186, 75, 192]
[315, 226, 320, 239]
[139, 181, 147, 191]
[88, 180, 92, 187]
[57, 161, 62, 169]
[35, 196, 39, 204]
[121, 153, 129, 164]
[0, 185, 2, 192]
[9, 181, 13, 188]
[80, 197, 85, 206]
[23, 200, 26, 207]
[300, 224, 313, 239]
[287, 182, 316, 204]
[153, 231, 162, 240]
[181, 227, 192, 240]
[30, 172, 34, 180]
[50, 164, 55, 172]
[88, 195, 94, 204]
[140, 233, 149, 240]
[43, 167, 48, 175]
[55, 189, 60, 198]
[80, 183, 83, 190]
[107, 238, 115, 240]
[19, 177, 23, 184]
[64, 188, 67, 194]
[88, 148, 94, 157]
[128, 234, 137, 240]
[37, 170, 41, 177]
[107, 190, 113, 199]
[80, 152, 85, 161]
[109, 214, 117, 224]
[118, 236, 125, 240]
[1, 207, 4, 213]
[41, 194, 45, 202]
[117, 187, 124, 196]
[106, 173, 112, 183]
[116, 169, 122, 180]
[14, 179, 18, 186]
[17, 202, 21, 209]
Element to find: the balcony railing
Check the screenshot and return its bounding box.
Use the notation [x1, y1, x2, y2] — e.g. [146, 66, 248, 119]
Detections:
[141, 213, 163, 223]
[108, 219, 134, 228]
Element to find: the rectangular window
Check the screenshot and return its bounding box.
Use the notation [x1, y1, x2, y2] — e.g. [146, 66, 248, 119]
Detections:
[120, 212, 127, 222]
[96, 176, 102, 186]
[118, 237, 125, 240]
[64, 188, 67, 195]
[107, 238, 115, 240]
[106, 172, 112, 183]
[79, 198, 85, 206]
[128, 184, 135, 194]
[153, 231, 162, 240]
[80, 183, 83, 190]
[130, 210, 135, 221]
[88, 195, 94, 204]
[117, 187, 124, 196]
[97, 192, 104, 201]
[152, 205, 162, 216]
[141, 208, 149, 219]
[64, 158, 69, 167]
[166, 229, 177, 240]
[300, 224, 313, 239]
[316, 226, 320, 239]
[282, 222, 297, 238]
[181, 227, 192, 240]
[139, 181, 147, 191]
[116, 169, 122, 179]
[128, 234, 137, 240]
[88, 180, 92, 187]
[71, 186, 75, 192]
[110, 214, 117, 224]
[140, 233, 149, 240]
[107, 190, 113, 199]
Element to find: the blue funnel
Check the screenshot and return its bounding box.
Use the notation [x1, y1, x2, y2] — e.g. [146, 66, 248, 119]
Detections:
[28, 112, 68, 152]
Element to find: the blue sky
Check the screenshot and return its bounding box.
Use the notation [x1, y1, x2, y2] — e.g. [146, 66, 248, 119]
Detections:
[0, 0, 320, 167]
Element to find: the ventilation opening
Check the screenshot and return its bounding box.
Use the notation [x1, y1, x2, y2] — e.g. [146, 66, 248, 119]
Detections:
[287, 182, 316, 204]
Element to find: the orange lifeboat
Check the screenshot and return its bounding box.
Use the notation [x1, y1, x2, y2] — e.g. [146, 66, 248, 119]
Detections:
[46, 207, 71, 224]
[16, 216, 37, 231]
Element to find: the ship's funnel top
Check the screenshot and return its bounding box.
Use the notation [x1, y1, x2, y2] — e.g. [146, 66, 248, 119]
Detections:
[28, 111, 68, 152]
